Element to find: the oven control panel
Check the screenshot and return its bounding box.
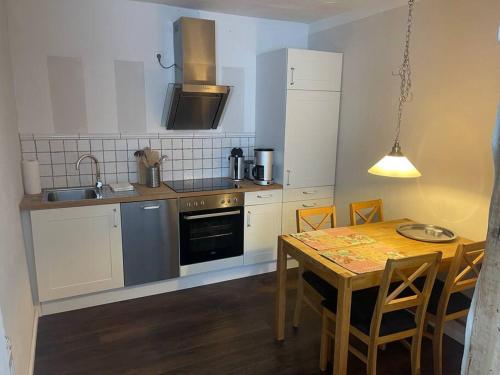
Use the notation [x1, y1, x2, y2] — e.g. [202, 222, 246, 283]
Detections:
[179, 193, 245, 212]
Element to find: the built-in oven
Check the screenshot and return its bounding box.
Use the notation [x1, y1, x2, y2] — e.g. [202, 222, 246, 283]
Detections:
[179, 193, 244, 276]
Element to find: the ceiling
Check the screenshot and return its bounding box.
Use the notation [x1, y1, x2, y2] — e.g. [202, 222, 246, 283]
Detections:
[135, 0, 403, 24]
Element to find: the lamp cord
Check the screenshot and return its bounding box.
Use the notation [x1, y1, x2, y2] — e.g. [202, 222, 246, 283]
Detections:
[394, 0, 415, 144]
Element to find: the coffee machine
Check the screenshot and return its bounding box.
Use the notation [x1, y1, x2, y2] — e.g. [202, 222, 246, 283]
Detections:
[252, 148, 274, 185]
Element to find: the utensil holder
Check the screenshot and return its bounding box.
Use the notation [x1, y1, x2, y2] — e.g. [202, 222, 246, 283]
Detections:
[145, 166, 161, 188]
[137, 160, 147, 185]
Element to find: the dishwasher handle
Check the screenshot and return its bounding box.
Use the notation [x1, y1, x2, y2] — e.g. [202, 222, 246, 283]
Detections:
[143, 205, 160, 210]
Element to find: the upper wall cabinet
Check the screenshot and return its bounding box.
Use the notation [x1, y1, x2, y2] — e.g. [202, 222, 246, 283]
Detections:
[287, 49, 343, 91]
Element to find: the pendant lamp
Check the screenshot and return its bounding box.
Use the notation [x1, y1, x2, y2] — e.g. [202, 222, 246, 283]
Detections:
[368, 0, 421, 178]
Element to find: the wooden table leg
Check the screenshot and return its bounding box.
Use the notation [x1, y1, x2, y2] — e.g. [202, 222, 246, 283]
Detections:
[333, 277, 352, 375]
[275, 236, 287, 341]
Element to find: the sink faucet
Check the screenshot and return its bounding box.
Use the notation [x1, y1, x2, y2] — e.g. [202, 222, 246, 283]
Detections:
[76, 154, 103, 191]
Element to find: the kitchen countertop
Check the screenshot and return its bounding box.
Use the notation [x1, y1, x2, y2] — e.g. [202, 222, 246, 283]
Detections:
[20, 180, 283, 210]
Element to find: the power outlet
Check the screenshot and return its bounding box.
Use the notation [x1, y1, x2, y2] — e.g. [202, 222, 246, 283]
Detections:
[154, 51, 165, 63]
[155, 51, 175, 70]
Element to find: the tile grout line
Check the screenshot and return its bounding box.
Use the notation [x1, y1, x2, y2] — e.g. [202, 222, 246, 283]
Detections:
[21, 134, 256, 188]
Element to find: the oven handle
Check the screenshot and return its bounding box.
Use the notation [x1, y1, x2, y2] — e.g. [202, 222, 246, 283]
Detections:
[190, 233, 233, 241]
[183, 210, 241, 220]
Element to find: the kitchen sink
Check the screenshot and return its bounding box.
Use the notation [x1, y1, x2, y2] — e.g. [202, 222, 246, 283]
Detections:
[43, 188, 99, 202]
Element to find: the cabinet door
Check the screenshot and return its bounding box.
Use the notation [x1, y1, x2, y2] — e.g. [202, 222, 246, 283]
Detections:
[282, 198, 335, 235]
[287, 49, 342, 91]
[31, 204, 124, 301]
[283, 90, 340, 189]
[244, 203, 282, 265]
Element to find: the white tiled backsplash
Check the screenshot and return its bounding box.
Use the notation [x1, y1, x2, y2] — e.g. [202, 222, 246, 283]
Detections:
[20, 134, 256, 189]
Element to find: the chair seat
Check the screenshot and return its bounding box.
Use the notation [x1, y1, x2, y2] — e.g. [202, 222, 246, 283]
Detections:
[302, 271, 338, 300]
[322, 286, 416, 337]
[414, 278, 472, 315]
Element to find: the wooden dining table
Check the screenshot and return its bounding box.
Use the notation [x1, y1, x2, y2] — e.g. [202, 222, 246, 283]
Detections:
[275, 218, 470, 375]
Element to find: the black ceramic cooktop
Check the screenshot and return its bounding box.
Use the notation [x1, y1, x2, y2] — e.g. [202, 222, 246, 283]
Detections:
[164, 178, 239, 193]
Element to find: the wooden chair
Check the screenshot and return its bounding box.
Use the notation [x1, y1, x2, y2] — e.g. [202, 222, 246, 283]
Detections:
[320, 252, 442, 375]
[293, 206, 337, 328]
[423, 241, 485, 375]
[350, 199, 384, 226]
[296, 206, 337, 232]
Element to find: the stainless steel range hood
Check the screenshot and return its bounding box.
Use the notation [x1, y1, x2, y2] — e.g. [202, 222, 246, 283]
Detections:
[162, 17, 230, 130]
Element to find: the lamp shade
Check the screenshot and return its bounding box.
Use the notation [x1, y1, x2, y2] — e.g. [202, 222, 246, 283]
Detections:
[368, 142, 421, 178]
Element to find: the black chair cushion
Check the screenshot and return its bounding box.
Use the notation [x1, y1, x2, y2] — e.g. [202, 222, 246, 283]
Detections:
[322, 285, 416, 337]
[302, 271, 338, 300]
[414, 277, 472, 315]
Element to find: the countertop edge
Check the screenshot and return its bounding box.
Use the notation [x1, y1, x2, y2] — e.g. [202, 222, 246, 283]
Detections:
[20, 182, 283, 211]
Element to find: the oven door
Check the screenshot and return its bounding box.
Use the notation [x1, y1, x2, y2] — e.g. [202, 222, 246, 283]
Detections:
[179, 206, 244, 266]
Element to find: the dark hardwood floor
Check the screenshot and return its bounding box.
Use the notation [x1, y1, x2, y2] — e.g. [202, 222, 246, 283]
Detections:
[35, 270, 464, 374]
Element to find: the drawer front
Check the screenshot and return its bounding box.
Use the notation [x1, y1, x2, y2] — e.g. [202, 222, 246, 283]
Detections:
[282, 198, 334, 235]
[283, 186, 334, 202]
[245, 189, 283, 206]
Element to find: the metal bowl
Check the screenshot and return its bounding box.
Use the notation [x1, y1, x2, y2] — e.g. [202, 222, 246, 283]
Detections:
[396, 223, 457, 243]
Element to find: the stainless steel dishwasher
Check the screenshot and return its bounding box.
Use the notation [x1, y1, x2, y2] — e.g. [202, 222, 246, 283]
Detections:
[121, 199, 179, 286]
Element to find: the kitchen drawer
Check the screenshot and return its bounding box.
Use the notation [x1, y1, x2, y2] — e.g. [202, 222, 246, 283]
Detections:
[282, 186, 334, 202]
[282, 198, 334, 235]
[245, 189, 283, 206]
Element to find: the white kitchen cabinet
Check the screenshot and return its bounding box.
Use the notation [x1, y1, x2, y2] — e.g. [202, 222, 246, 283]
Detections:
[31, 204, 124, 301]
[283, 90, 340, 188]
[287, 48, 343, 91]
[244, 191, 282, 265]
[245, 189, 283, 206]
[282, 186, 334, 202]
[255, 48, 342, 190]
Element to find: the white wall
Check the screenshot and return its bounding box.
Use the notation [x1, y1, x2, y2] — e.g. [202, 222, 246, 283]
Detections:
[0, 309, 11, 375]
[309, 0, 500, 240]
[7, 0, 308, 136]
[0, 0, 36, 372]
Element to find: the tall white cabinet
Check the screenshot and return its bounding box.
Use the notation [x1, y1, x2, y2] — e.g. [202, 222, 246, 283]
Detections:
[256, 48, 342, 234]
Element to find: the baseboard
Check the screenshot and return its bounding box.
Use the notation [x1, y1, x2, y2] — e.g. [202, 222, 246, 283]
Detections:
[28, 307, 39, 375]
[40, 259, 298, 316]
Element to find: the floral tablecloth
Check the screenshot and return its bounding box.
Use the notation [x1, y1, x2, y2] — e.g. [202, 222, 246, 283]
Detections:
[290, 228, 403, 274]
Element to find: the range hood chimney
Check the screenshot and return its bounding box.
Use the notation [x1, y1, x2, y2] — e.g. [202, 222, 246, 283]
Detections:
[162, 17, 230, 130]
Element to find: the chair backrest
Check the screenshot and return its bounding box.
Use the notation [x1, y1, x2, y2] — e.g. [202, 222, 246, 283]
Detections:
[437, 241, 485, 318]
[349, 199, 384, 226]
[296, 206, 337, 232]
[370, 252, 442, 339]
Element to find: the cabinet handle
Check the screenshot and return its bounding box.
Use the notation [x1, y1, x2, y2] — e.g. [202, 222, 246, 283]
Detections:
[302, 203, 317, 208]
[257, 194, 272, 199]
[290, 67, 295, 86]
[286, 170, 291, 186]
[302, 190, 317, 195]
[247, 211, 251, 227]
[112, 208, 119, 228]
[143, 205, 160, 210]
